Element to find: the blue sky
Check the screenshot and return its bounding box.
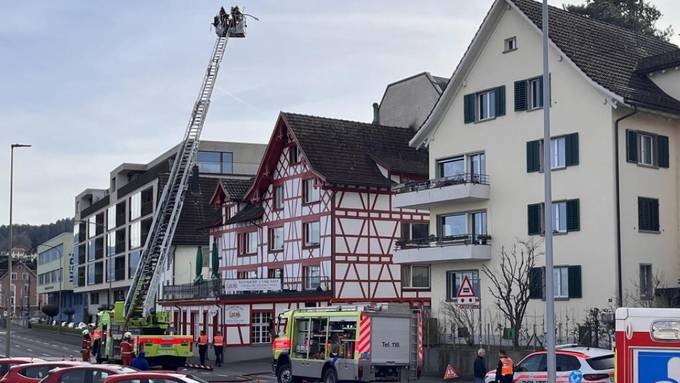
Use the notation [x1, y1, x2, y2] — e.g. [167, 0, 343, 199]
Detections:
[1, 0, 678, 225]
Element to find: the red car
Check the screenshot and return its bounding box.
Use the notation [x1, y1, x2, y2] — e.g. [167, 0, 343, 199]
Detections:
[103, 372, 209, 383]
[0, 361, 85, 383]
[39, 364, 137, 383]
[0, 358, 44, 378]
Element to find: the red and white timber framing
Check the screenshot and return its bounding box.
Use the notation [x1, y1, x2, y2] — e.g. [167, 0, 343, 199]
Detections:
[163, 123, 429, 347]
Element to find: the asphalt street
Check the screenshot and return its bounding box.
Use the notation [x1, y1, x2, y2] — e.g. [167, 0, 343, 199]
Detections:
[0, 325, 82, 359]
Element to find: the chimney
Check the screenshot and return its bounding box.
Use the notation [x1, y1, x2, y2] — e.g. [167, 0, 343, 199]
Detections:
[372, 103, 380, 125]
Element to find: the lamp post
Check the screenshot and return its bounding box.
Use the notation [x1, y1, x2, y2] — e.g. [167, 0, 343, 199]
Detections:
[7, 143, 31, 357]
[37, 242, 66, 334]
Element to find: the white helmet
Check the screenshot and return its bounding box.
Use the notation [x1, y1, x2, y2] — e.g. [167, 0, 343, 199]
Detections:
[124, 332, 132, 339]
[82, 329, 90, 336]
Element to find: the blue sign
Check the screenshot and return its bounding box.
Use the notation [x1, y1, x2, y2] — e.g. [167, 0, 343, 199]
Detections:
[569, 370, 583, 383]
[636, 350, 680, 383]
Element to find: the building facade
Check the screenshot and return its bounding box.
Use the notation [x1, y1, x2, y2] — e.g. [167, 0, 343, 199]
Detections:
[160, 112, 431, 355]
[37, 232, 85, 323]
[73, 141, 265, 323]
[395, 0, 680, 343]
[0, 258, 38, 319]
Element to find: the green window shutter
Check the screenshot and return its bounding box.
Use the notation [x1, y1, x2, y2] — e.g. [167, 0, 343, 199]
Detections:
[638, 197, 648, 230]
[626, 130, 638, 163]
[566, 199, 580, 232]
[567, 266, 582, 298]
[464, 94, 476, 124]
[528, 203, 543, 235]
[651, 198, 660, 231]
[529, 267, 544, 299]
[495, 86, 506, 116]
[538, 76, 544, 108]
[638, 197, 659, 231]
[514, 80, 528, 111]
[526, 140, 541, 173]
[657, 135, 669, 168]
[565, 133, 579, 166]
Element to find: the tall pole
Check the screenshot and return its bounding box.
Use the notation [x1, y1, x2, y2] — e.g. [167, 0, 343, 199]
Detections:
[541, 2, 556, 382]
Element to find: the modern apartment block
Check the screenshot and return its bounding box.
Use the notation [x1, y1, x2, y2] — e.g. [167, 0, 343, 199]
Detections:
[37, 232, 85, 323]
[73, 141, 265, 323]
[393, 0, 680, 340]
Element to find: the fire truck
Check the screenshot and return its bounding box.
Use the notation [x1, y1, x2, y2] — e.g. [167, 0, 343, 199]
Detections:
[272, 304, 423, 383]
[615, 307, 680, 383]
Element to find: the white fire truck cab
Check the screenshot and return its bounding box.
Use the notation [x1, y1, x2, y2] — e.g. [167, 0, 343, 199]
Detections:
[615, 307, 680, 382]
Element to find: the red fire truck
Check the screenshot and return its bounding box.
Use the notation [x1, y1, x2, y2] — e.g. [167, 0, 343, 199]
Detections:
[615, 307, 680, 382]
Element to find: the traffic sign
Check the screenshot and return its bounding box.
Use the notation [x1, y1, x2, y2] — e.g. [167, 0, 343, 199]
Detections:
[456, 276, 479, 308]
[443, 364, 459, 380]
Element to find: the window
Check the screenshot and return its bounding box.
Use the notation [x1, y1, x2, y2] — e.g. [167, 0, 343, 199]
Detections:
[59, 369, 86, 383]
[640, 133, 654, 166]
[402, 265, 430, 289]
[289, 145, 300, 164]
[129, 221, 141, 249]
[128, 250, 141, 278]
[527, 200, 580, 235]
[504, 36, 517, 52]
[303, 179, 319, 204]
[515, 76, 547, 112]
[529, 266, 582, 299]
[626, 130, 670, 168]
[78, 221, 87, 243]
[478, 90, 496, 121]
[268, 268, 283, 278]
[269, 227, 283, 251]
[516, 354, 546, 372]
[437, 156, 464, 179]
[640, 264, 653, 300]
[273, 185, 284, 210]
[95, 237, 104, 259]
[240, 231, 257, 255]
[304, 221, 320, 247]
[439, 214, 467, 237]
[141, 218, 152, 246]
[11, 272, 16, 281]
[303, 266, 321, 290]
[446, 270, 480, 301]
[251, 311, 273, 344]
[471, 211, 487, 238]
[237, 270, 257, 279]
[115, 229, 126, 254]
[469, 152, 486, 180]
[77, 267, 85, 287]
[529, 77, 544, 110]
[638, 197, 660, 232]
[141, 187, 153, 216]
[464, 87, 505, 123]
[90, 292, 99, 305]
[553, 266, 569, 298]
[113, 256, 125, 281]
[549, 136, 566, 169]
[115, 201, 126, 227]
[130, 192, 141, 221]
[401, 222, 429, 241]
[107, 232, 115, 257]
[107, 205, 116, 231]
[197, 151, 220, 173]
[21, 272, 28, 281]
[19, 366, 53, 379]
[527, 135, 577, 172]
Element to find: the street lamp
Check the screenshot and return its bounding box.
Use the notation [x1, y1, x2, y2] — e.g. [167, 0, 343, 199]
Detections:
[37, 243, 66, 334]
[7, 143, 31, 357]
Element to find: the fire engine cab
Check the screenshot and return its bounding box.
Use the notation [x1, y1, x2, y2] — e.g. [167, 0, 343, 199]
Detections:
[615, 307, 680, 382]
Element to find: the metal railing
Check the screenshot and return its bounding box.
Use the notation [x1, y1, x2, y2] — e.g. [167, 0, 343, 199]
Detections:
[395, 234, 491, 250]
[161, 276, 331, 301]
[392, 173, 489, 194]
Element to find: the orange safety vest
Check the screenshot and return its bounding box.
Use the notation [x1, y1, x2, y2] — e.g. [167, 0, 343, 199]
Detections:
[198, 335, 208, 346]
[500, 356, 514, 375]
[214, 335, 224, 347]
[121, 340, 134, 356]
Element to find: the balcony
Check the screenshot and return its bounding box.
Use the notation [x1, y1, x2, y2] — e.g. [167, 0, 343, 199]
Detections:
[161, 276, 332, 301]
[392, 173, 489, 209]
[392, 234, 491, 264]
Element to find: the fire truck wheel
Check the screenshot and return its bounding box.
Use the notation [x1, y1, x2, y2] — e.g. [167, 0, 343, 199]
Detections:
[323, 367, 337, 383]
[277, 363, 300, 383]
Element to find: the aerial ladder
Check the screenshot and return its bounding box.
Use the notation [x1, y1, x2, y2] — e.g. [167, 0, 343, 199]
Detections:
[96, 6, 248, 369]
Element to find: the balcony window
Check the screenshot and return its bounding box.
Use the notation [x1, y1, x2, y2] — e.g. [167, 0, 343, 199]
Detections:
[273, 185, 284, 210]
[440, 214, 467, 237]
[470, 153, 486, 180]
[402, 222, 429, 241]
[402, 265, 430, 289]
[303, 266, 321, 290]
[471, 211, 487, 237]
[438, 156, 464, 179]
[269, 227, 283, 251]
[197, 151, 233, 174]
[304, 221, 320, 247]
[303, 179, 319, 204]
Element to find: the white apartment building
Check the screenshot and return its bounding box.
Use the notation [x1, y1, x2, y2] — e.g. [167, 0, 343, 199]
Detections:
[393, 0, 680, 339]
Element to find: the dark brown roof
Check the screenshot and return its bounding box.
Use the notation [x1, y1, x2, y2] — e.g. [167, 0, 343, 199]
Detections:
[511, 0, 680, 114]
[282, 113, 428, 187]
[220, 178, 253, 201]
[637, 50, 680, 74]
[225, 205, 264, 225]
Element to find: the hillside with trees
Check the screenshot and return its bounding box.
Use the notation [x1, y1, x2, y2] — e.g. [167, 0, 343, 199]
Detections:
[0, 218, 73, 252]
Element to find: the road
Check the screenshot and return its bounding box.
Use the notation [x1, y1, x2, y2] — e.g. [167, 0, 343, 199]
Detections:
[0, 325, 82, 359]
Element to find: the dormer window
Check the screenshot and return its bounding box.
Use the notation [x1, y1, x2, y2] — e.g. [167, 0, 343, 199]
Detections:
[504, 36, 517, 52]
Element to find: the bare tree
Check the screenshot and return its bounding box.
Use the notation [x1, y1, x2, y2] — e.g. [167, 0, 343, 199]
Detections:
[439, 302, 478, 346]
[625, 270, 667, 308]
[482, 239, 542, 347]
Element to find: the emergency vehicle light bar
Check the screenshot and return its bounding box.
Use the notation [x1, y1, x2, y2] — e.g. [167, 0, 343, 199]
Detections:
[651, 320, 680, 341]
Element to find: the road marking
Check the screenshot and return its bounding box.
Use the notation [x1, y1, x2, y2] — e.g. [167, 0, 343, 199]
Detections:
[42, 353, 50, 357]
[27, 349, 32, 352]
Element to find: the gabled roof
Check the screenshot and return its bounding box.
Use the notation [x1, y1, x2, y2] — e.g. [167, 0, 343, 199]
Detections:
[412, 0, 680, 147]
[225, 205, 264, 225]
[637, 49, 680, 74]
[209, 178, 254, 206]
[170, 176, 221, 246]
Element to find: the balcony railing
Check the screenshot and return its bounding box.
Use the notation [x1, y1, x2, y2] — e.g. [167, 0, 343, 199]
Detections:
[395, 234, 491, 250]
[393, 173, 489, 194]
[161, 276, 331, 301]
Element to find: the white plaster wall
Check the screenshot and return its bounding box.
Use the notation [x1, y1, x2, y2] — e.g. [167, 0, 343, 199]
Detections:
[650, 69, 680, 102]
[379, 73, 442, 130]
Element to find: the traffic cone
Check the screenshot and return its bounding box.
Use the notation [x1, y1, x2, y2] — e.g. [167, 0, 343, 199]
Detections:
[443, 364, 459, 380]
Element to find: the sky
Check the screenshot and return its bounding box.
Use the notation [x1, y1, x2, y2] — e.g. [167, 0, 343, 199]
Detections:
[1, 0, 679, 226]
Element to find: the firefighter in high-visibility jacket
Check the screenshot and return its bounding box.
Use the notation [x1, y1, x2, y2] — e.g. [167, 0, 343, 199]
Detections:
[494, 350, 514, 383]
[197, 330, 209, 366]
[120, 332, 134, 366]
[81, 330, 92, 362]
[213, 331, 224, 367]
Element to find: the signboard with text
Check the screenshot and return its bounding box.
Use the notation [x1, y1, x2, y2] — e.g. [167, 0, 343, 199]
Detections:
[224, 278, 282, 293]
[224, 305, 249, 325]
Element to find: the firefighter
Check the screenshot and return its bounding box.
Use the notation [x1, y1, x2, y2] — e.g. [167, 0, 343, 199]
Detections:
[213, 331, 224, 367]
[121, 332, 134, 366]
[494, 350, 514, 383]
[197, 330, 209, 366]
[81, 330, 92, 362]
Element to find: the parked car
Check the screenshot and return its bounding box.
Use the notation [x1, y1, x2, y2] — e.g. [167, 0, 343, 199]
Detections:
[0, 358, 44, 378]
[0, 361, 85, 383]
[484, 347, 614, 383]
[39, 364, 137, 383]
[103, 372, 209, 383]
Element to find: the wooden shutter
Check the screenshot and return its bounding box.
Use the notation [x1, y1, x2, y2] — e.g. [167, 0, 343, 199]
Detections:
[526, 140, 541, 173]
[657, 135, 669, 168]
[626, 130, 638, 163]
[527, 203, 543, 235]
[529, 267, 544, 299]
[651, 198, 660, 231]
[495, 86, 506, 116]
[638, 197, 659, 231]
[464, 94, 476, 123]
[568, 265, 582, 298]
[565, 133, 579, 166]
[445, 272, 454, 301]
[566, 199, 580, 232]
[514, 80, 528, 111]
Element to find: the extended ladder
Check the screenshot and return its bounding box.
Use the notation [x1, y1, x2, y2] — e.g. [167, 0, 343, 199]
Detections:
[123, 6, 247, 322]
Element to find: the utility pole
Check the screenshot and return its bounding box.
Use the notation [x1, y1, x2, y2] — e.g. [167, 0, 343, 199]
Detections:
[541, 2, 557, 382]
[7, 143, 30, 357]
